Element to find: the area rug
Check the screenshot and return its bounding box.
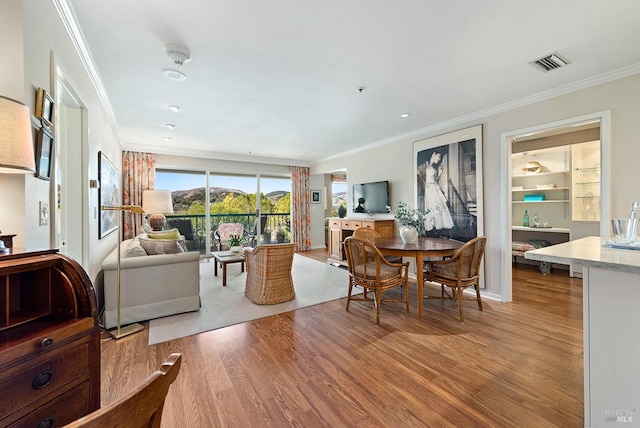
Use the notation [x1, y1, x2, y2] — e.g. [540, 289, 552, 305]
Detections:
[148, 254, 350, 344]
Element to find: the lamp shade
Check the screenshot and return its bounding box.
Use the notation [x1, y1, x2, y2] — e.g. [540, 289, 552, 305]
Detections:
[0, 96, 36, 174]
[142, 190, 174, 214]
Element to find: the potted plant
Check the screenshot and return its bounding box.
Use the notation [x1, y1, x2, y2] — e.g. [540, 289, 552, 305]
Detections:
[227, 234, 246, 252]
[394, 201, 428, 244]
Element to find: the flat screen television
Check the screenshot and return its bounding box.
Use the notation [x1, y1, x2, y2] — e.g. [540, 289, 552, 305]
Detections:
[352, 180, 390, 213]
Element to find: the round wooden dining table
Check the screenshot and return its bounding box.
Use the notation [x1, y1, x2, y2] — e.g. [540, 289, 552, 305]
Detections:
[372, 236, 463, 317]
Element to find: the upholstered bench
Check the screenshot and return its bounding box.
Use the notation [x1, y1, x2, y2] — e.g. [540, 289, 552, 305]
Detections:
[512, 240, 552, 274]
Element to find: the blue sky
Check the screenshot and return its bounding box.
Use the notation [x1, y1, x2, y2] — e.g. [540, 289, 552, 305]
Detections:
[156, 171, 290, 194]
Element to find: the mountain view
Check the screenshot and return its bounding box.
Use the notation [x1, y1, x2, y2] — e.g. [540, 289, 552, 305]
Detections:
[171, 187, 290, 214]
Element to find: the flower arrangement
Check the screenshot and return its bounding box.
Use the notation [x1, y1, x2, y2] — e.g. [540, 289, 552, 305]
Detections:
[227, 234, 246, 247]
[394, 201, 427, 236]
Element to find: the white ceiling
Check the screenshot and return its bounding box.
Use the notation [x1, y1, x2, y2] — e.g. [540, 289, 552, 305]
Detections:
[67, 0, 640, 165]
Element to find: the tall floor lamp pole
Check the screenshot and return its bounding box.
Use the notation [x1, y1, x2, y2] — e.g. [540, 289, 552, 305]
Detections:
[101, 204, 145, 339]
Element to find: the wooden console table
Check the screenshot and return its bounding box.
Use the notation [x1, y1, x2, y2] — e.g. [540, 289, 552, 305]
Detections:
[327, 218, 395, 266]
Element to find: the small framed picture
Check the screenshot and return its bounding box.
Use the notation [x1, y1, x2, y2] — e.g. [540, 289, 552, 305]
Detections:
[35, 87, 54, 128]
[311, 189, 321, 204]
[35, 127, 53, 180]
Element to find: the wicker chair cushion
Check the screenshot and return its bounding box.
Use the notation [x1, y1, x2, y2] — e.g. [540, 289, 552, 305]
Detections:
[354, 262, 401, 280]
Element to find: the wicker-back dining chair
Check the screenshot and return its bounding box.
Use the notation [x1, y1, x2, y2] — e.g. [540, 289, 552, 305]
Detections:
[344, 236, 410, 325]
[244, 243, 297, 304]
[423, 236, 486, 322]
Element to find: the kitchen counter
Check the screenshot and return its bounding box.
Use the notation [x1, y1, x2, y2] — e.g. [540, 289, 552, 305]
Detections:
[525, 235, 640, 274]
[526, 236, 640, 427]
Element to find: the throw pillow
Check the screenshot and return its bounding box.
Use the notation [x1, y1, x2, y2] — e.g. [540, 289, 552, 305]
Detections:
[147, 228, 181, 240]
[139, 237, 185, 255]
[125, 244, 147, 257]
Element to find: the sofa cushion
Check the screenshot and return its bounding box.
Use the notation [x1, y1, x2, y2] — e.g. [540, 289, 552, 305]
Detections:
[147, 228, 181, 240]
[139, 237, 185, 255]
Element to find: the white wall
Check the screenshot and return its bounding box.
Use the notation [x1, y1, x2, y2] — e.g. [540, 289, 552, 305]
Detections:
[12, 0, 123, 283]
[311, 73, 640, 299]
[0, 0, 29, 249]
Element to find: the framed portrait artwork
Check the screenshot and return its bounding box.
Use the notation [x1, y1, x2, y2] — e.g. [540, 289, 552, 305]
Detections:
[98, 151, 119, 239]
[310, 189, 321, 204]
[413, 124, 484, 243]
[35, 87, 54, 129]
[35, 127, 53, 180]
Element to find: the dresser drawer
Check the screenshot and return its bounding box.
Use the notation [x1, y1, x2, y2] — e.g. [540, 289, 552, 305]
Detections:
[341, 221, 361, 230]
[329, 219, 342, 229]
[8, 381, 91, 428]
[0, 338, 90, 419]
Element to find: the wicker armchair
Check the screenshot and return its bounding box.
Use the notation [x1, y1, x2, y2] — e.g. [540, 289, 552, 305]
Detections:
[244, 243, 297, 304]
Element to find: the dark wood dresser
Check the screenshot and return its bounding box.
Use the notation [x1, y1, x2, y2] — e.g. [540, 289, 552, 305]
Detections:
[0, 250, 100, 427]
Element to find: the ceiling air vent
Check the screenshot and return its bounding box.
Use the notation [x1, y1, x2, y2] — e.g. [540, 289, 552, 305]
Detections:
[531, 53, 570, 72]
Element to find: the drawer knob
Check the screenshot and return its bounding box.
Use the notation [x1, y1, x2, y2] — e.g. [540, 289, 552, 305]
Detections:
[39, 337, 54, 348]
[33, 370, 53, 389]
[37, 417, 54, 428]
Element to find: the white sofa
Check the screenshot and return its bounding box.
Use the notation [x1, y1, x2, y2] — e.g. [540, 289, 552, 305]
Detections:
[101, 238, 201, 329]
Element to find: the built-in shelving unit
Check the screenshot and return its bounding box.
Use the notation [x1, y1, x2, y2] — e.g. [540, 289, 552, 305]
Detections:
[511, 140, 601, 276]
[512, 148, 571, 231]
[572, 141, 601, 222]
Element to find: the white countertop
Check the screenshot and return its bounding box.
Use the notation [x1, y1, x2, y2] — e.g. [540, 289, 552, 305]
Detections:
[525, 236, 640, 274]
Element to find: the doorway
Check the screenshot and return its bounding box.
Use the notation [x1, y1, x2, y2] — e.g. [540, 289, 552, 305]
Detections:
[499, 111, 611, 302]
[54, 60, 89, 268]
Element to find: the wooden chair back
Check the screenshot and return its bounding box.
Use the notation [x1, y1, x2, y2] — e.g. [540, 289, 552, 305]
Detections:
[353, 227, 380, 240]
[64, 353, 182, 428]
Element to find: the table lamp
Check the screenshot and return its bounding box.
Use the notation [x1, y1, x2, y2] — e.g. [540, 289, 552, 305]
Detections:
[0, 96, 36, 174]
[101, 204, 145, 339]
[142, 190, 174, 231]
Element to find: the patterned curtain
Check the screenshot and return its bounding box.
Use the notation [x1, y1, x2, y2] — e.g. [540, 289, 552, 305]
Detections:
[122, 151, 155, 239]
[290, 166, 310, 252]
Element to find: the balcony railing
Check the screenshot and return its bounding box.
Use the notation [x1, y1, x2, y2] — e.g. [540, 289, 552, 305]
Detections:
[165, 213, 291, 254]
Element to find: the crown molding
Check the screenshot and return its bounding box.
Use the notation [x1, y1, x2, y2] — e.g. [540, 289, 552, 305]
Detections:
[121, 142, 310, 168]
[52, 0, 121, 142]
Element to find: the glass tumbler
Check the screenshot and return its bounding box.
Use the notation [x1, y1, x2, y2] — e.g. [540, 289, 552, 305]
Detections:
[611, 218, 640, 243]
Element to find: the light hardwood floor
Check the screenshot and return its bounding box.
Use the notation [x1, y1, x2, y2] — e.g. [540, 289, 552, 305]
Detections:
[100, 250, 583, 427]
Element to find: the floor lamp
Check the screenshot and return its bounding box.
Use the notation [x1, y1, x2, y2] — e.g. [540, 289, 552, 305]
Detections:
[101, 204, 145, 339]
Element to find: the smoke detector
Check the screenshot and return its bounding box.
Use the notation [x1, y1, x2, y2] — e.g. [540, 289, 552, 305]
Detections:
[166, 43, 191, 66]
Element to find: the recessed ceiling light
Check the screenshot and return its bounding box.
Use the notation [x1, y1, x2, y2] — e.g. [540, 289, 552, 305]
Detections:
[163, 137, 172, 142]
[400, 113, 410, 118]
[163, 69, 187, 81]
[165, 124, 176, 130]
[168, 105, 182, 112]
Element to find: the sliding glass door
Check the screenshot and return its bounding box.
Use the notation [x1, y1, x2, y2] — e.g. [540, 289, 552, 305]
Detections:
[156, 169, 290, 254]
